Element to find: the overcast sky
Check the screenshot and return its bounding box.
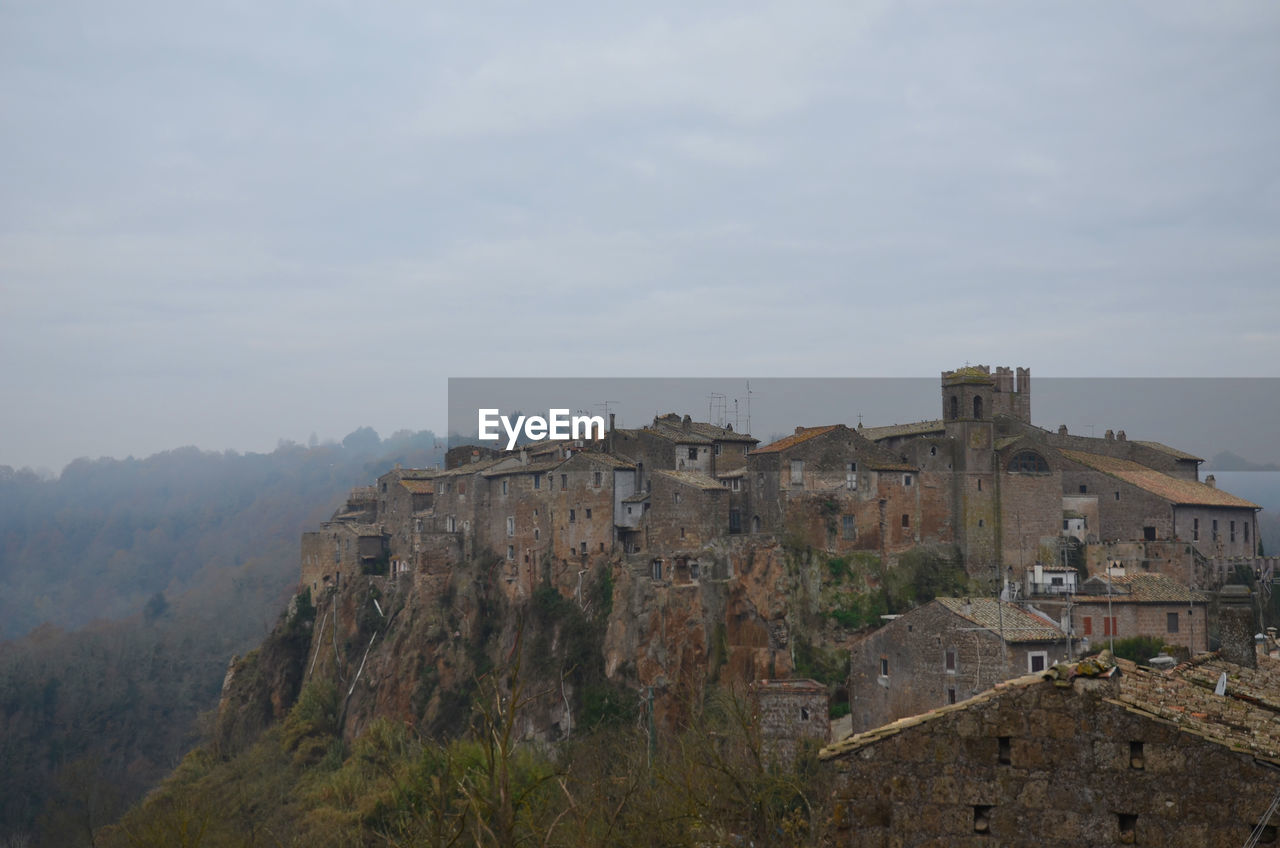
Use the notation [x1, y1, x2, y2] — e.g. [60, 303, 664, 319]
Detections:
[2, 1, 1278, 473]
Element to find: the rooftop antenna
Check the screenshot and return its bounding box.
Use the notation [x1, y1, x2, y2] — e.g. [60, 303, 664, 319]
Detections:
[595, 400, 620, 426]
[707, 392, 726, 426]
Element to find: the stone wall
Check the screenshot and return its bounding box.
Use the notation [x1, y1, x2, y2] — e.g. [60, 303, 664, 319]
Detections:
[824, 675, 1279, 847]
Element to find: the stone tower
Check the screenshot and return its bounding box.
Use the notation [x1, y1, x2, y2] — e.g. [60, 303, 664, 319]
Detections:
[942, 366, 999, 579]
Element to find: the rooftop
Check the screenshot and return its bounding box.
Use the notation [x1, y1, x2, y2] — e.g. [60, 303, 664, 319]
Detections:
[1133, 441, 1205, 463]
[653, 469, 728, 491]
[1075, 573, 1210, 604]
[751, 425, 840, 454]
[1059, 450, 1259, 509]
[858, 420, 945, 442]
[935, 597, 1067, 643]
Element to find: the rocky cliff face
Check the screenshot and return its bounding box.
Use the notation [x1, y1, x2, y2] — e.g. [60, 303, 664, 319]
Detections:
[214, 538, 880, 748]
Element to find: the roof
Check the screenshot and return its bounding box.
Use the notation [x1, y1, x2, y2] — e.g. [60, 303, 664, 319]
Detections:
[653, 469, 727, 491]
[858, 420, 945, 441]
[481, 459, 562, 479]
[935, 597, 1067, 643]
[651, 414, 758, 443]
[1075, 573, 1209, 604]
[1133, 441, 1205, 462]
[751, 425, 841, 454]
[621, 490, 651, 503]
[1059, 450, 1259, 509]
[1111, 653, 1280, 764]
[570, 452, 636, 469]
[750, 678, 827, 694]
[717, 468, 747, 478]
[400, 479, 435, 494]
[822, 652, 1280, 767]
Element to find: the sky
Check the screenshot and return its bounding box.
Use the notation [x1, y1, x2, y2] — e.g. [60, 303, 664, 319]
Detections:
[2, 1, 1278, 474]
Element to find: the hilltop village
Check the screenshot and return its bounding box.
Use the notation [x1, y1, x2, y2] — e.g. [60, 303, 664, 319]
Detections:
[304, 364, 1269, 615]
[234, 363, 1280, 844]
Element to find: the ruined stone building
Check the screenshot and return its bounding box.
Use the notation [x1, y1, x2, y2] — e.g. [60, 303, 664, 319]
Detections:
[822, 645, 1280, 847]
[847, 598, 1074, 734]
[750, 678, 830, 765]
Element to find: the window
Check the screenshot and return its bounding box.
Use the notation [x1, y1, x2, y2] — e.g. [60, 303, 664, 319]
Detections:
[842, 515, 856, 540]
[1129, 741, 1144, 770]
[688, 447, 698, 461]
[901, 513, 910, 528]
[569, 509, 576, 523]
[1007, 452, 1049, 473]
[1103, 617, 1118, 636]
[580, 541, 587, 555]
[729, 510, 742, 534]
[533, 474, 541, 490]
[1064, 519, 1070, 531]
[506, 516, 515, 537]
[1193, 518, 1199, 541]
[459, 482, 465, 494]
[998, 736, 1011, 765]
[1230, 520, 1236, 543]
[673, 492, 681, 505]
[730, 478, 740, 491]
[1028, 652, 1047, 673]
[947, 687, 957, 704]
[1079, 484, 1087, 494]
[950, 395, 959, 420]
[973, 806, 993, 835]
[1213, 519, 1219, 541]
[502, 479, 508, 495]
[847, 462, 858, 490]
[447, 516, 456, 533]
[1245, 523, 1250, 543]
[903, 474, 912, 486]
[594, 471, 602, 487]
[651, 559, 663, 580]
[1083, 617, 1093, 635]
[1166, 612, 1179, 633]
[561, 474, 568, 489]
[945, 649, 956, 673]
[930, 445, 937, 456]
[506, 545, 514, 561]
[800, 706, 810, 721]
[977, 478, 982, 491]
[534, 528, 539, 540]
[978, 519, 984, 528]
[1117, 813, 1137, 842]
[752, 515, 761, 533]
[1143, 526, 1156, 541]
[1114, 491, 1120, 501]
[790, 460, 804, 487]
[689, 560, 700, 580]
[714, 444, 722, 456]
[585, 508, 592, 520]
[973, 396, 983, 419]
[680, 527, 685, 539]
[879, 657, 889, 677]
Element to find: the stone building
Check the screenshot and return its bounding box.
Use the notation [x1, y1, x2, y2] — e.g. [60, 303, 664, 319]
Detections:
[1051, 572, 1211, 655]
[848, 598, 1073, 733]
[745, 424, 925, 555]
[750, 678, 829, 765]
[822, 651, 1280, 847]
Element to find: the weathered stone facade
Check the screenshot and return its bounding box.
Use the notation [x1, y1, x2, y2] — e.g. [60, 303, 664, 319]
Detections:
[848, 598, 1073, 733]
[822, 655, 1280, 847]
[750, 678, 829, 765]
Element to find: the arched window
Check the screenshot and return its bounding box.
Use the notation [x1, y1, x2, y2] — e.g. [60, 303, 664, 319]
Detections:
[950, 395, 959, 420]
[973, 395, 983, 419]
[1007, 451, 1049, 474]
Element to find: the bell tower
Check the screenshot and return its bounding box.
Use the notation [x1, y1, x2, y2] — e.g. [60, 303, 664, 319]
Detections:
[942, 366, 998, 578]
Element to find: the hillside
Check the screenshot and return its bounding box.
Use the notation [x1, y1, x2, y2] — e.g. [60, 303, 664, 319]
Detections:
[0, 429, 445, 846]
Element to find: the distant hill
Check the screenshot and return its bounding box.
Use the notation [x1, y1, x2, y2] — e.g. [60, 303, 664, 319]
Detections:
[0, 429, 445, 846]
[1206, 451, 1280, 472]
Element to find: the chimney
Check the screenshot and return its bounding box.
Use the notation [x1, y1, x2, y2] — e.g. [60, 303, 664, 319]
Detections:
[1105, 429, 1115, 441]
[682, 414, 692, 431]
[1205, 474, 1216, 489]
[1117, 430, 1126, 441]
[1058, 425, 1068, 436]
[1218, 585, 1257, 668]
[609, 413, 615, 432]
[470, 449, 479, 464]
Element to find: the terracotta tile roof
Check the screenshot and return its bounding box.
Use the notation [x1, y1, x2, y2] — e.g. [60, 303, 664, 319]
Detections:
[1075, 573, 1209, 603]
[750, 678, 827, 694]
[823, 652, 1280, 767]
[935, 597, 1067, 643]
[400, 480, 435, 494]
[751, 425, 841, 454]
[1111, 655, 1280, 764]
[1060, 450, 1259, 509]
[651, 414, 757, 443]
[1133, 441, 1204, 462]
[858, 420, 945, 441]
[653, 469, 728, 491]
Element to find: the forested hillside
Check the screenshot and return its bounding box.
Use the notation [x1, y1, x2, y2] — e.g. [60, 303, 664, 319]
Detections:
[0, 429, 444, 846]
